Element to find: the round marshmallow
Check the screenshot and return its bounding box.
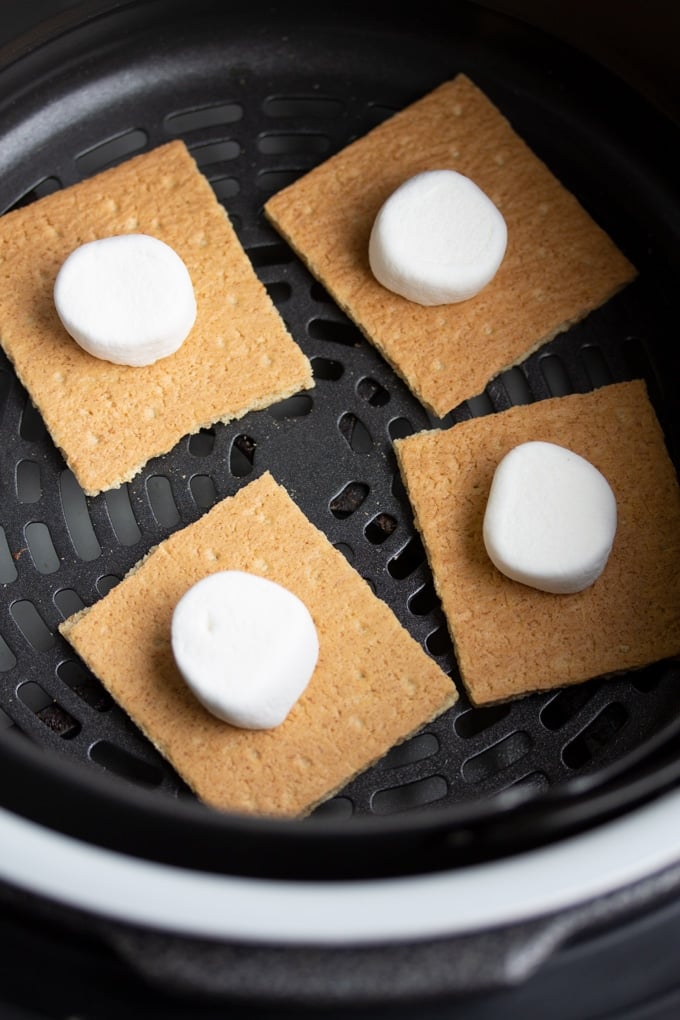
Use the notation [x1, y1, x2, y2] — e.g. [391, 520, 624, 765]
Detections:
[483, 441, 617, 594]
[54, 233, 197, 366]
[171, 570, 319, 730]
[368, 169, 507, 305]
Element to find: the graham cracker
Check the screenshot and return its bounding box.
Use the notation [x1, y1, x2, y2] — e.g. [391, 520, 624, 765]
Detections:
[60, 472, 456, 817]
[394, 380, 680, 705]
[264, 74, 636, 418]
[0, 140, 313, 495]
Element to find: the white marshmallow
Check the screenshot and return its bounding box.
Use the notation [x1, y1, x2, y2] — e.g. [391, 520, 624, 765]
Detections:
[170, 570, 319, 729]
[482, 441, 617, 594]
[54, 233, 197, 366]
[368, 169, 507, 305]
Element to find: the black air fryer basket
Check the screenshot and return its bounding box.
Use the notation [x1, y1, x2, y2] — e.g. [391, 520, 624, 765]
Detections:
[0, 0, 679, 1012]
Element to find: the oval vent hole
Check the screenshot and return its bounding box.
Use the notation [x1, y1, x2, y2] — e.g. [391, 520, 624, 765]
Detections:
[60, 471, 101, 561]
[391, 470, 407, 501]
[188, 428, 216, 457]
[308, 318, 363, 348]
[631, 662, 666, 694]
[540, 353, 573, 397]
[358, 377, 390, 407]
[20, 399, 47, 442]
[466, 392, 495, 418]
[53, 588, 84, 619]
[104, 485, 141, 546]
[210, 176, 239, 201]
[246, 242, 295, 268]
[192, 139, 240, 167]
[580, 344, 613, 388]
[387, 534, 425, 579]
[388, 417, 414, 441]
[58, 659, 112, 712]
[262, 95, 344, 119]
[89, 740, 164, 788]
[462, 731, 532, 784]
[382, 732, 440, 769]
[408, 581, 439, 616]
[312, 797, 353, 819]
[0, 527, 18, 583]
[312, 357, 344, 382]
[25, 522, 60, 574]
[190, 474, 217, 509]
[76, 129, 148, 174]
[256, 168, 302, 193]
[96, 575, 120, 597]
[562, 703, 628, 769]
[334, 542, 354, 562]
[339, 412, 372, 453]
[364, 513, 397, 545]
[366, 101, 399, 126]
[230, 434, 256, 478]
[500, 366, 532, 406]
[269, 393, 313, 420]
[265, 281, 292, 304]
[425, 625, 453, 657]
[164, 102, 243, 134]
[371, 774, 448, 815]
[510, 771, 550, 793]
[540, 683, 596, 732]
[455, 703, 512, 739]
[16, 459, 42, 503]
[10, 600, 54, 652]
[18, 682, 80, 739]
[330, 481, 369, 519]
[258, 132, 330, 156]
[146, 475, 180, 528]
[6, 175, 61, 213]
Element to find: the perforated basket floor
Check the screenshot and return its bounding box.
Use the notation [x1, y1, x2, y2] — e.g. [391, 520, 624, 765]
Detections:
[0, 0, 679, 828]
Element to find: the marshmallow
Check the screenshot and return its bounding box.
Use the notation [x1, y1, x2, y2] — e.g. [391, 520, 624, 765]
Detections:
[483, 441, 617, 594]
[54, 233, 197, 366]
[368, 169, 507, 305]
[171, 570, 319, 729]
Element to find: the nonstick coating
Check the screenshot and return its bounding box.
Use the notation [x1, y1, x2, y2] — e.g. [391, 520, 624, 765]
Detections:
[0, 0, 679, 882]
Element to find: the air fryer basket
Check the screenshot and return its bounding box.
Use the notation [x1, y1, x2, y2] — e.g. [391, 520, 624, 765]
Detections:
[0, 0, 679, 1007]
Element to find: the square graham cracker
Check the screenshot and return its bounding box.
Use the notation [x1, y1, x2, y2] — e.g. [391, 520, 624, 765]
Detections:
[394, 380, 680, 706]
[264, 74, 636, 418]
[60, 472, 456, 818]
[0, 140, 312, 495]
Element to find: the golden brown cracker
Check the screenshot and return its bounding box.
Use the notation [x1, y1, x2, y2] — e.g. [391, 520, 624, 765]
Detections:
[394, 380, 680, 705]
[264, 74, 636, 418]
[60, 472, 456, 817]
[0, 140, 312, 495]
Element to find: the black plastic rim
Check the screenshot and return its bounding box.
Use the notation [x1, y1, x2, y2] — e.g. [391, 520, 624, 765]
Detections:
[0, 0, 678, 884]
